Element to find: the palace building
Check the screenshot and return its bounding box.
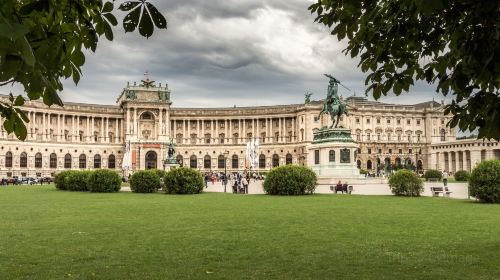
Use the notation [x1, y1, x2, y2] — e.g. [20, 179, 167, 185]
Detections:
[1, 78, 497, 179]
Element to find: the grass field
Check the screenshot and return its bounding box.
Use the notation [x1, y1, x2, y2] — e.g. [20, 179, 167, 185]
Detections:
[0, 186, 499, 280]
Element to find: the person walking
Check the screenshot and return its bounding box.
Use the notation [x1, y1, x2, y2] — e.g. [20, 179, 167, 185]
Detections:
[204, 174, 209, 188]
[442, 171, 448, 187]
[159, 177, 165, 190]
[241, 176, 248, 194]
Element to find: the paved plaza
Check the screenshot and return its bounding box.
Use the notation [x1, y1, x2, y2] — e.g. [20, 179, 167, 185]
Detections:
[140, 179, 470, 199]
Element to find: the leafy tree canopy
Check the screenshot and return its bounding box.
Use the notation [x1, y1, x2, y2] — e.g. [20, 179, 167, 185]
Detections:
[0, 0, 167, 140]
[309, 0, 499, 140]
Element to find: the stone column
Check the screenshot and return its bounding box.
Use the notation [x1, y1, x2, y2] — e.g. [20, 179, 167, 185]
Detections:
[224, 119, 228, 143]
[198, 120, 202, 144]
[238, 119, 242, 144]
[270, 118, 274, 143]
[126, 107, 130, 134]
[42, 113, 46, 140]
[158, 109, 163, 138]
[91, 117, 95, 142]
[76, 116, 80, 142]
[105, 117, 109, 142]
[86, 116, 90, 142]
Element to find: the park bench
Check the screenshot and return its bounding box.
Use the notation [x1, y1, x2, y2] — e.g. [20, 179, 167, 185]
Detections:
[430, 186, 452, 197]
[330, 184, 353, 194]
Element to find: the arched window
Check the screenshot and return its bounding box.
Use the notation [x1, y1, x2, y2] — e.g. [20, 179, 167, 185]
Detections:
[50, 153, 57, 168]
[190, 155, 197, 168]
[20, 152, 27, 168]
[108, 154, 116, 169]
[204, 155, 211, 169]
[367, 160, 372, 169]
[94, 154, 101, 168]
[35, 153, 42, 168]
[64, 154, 72, 169]
[417, 160, 423, 171]
[79, 154, 86, 169]
[285, 153, 293, 165]
[259, 154, 266, 169]
[218, 155, 225, 169]
[396, 157, 401, 167]
[272, 154, 279, 167]
[329, 150, 335, 162]
[176, 155, 183, 167]
[232, 155, 238, 169]
[5, 151, 12, 168]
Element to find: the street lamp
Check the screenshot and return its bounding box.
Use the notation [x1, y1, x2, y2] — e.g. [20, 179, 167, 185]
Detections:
[223, 150, 230, 193]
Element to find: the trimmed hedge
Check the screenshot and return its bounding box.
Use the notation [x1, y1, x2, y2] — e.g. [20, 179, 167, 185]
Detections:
[66, 171, 92, 191]
[130, 170, 160, 193]
[469, 160, 500, 203]
[164, 167, 204, 194]
[389, 169, 424, 197]
[263, 165, 317, 195]
[88, 169, 122, 193]
[453, 170, 470, 182]
[424, 169, 442, 181]
[54, 170, 73, 190]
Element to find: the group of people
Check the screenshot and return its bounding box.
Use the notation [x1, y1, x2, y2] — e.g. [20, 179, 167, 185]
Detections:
[202, 171, 265, 194]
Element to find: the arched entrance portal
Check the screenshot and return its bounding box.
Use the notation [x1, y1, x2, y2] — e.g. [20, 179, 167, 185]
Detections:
[145, 151, 157, 169]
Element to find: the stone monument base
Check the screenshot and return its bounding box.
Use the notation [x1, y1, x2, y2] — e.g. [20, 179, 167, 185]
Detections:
[164, 162, 180, 171]
[308, 127, 364, 184]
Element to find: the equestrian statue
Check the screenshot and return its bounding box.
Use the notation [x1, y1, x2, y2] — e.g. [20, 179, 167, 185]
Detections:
[318, 74, 350, 128]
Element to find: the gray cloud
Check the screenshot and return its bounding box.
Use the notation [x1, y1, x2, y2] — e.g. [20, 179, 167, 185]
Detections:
[1, 0, 448, 108]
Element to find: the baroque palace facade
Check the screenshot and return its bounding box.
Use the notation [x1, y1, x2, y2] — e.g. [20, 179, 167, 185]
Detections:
[5, 78, 496, 179]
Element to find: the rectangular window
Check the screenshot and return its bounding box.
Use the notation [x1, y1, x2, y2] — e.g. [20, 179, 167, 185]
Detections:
[314, 150, 320, 164]
[416, 119, 421, 125]
[314, 116, 319, 122]
[377, 119, 380, 124]
[368, 148, 371, 154]
[409, 149, 413, 154]
[356, 118, 360, 124]
[387, 119, 390, 124]
[389, 149, 392, 154]
[399, 149, 402, 154]
[407, 119, 411, 125]
[366, 119, 370, 124]
[378, 149, 382, 154]
[397, 119, 401, 125]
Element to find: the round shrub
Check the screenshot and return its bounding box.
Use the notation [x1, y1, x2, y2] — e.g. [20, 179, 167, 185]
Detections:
[88, 169, 122, 193]
[164, 167, 204, 194]
[67, 171, 92, 191]
[153, 169, 168, 180]
[263, 165, 317, 195]
[388, 169, 424, 197]
[469, 160, 500, 203]
[453, 170, 470, 182]
[54, 170, 73, 190]
[424, 169, 442, 181]
[130, 170, 160, 193]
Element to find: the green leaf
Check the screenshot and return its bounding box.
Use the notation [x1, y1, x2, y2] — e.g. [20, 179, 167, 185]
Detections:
[104, 13, 118, 26]
[0, 23, 29, 41]
[119, 1, 141, 11]
[102, 1, 114, 13]
[123, 4, 142, 33]
[14, 95, 24, 106]
[146, 3, 167, 29]
[138, 7, 154, 38]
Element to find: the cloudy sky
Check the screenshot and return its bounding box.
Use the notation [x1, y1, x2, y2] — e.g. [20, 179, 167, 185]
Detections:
[3, 0, 452, 107]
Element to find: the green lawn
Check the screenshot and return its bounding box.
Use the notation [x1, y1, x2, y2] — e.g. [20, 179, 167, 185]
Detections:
[0, 186, 499, 280]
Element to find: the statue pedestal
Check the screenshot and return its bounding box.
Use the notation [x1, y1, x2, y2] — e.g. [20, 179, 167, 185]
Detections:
[163, 158, 179, 171]
[307, 128, 364, 185]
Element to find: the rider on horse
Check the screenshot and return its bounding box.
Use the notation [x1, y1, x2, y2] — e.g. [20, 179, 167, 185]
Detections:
[318, 74, 349, 128]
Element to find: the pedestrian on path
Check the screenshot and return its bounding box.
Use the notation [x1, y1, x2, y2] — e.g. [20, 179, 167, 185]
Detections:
[442, 171, 448, 187]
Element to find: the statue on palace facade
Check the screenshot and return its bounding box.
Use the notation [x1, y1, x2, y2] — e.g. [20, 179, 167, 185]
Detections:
[318, 74, 349, 128]
[304, 92, 312, 104]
